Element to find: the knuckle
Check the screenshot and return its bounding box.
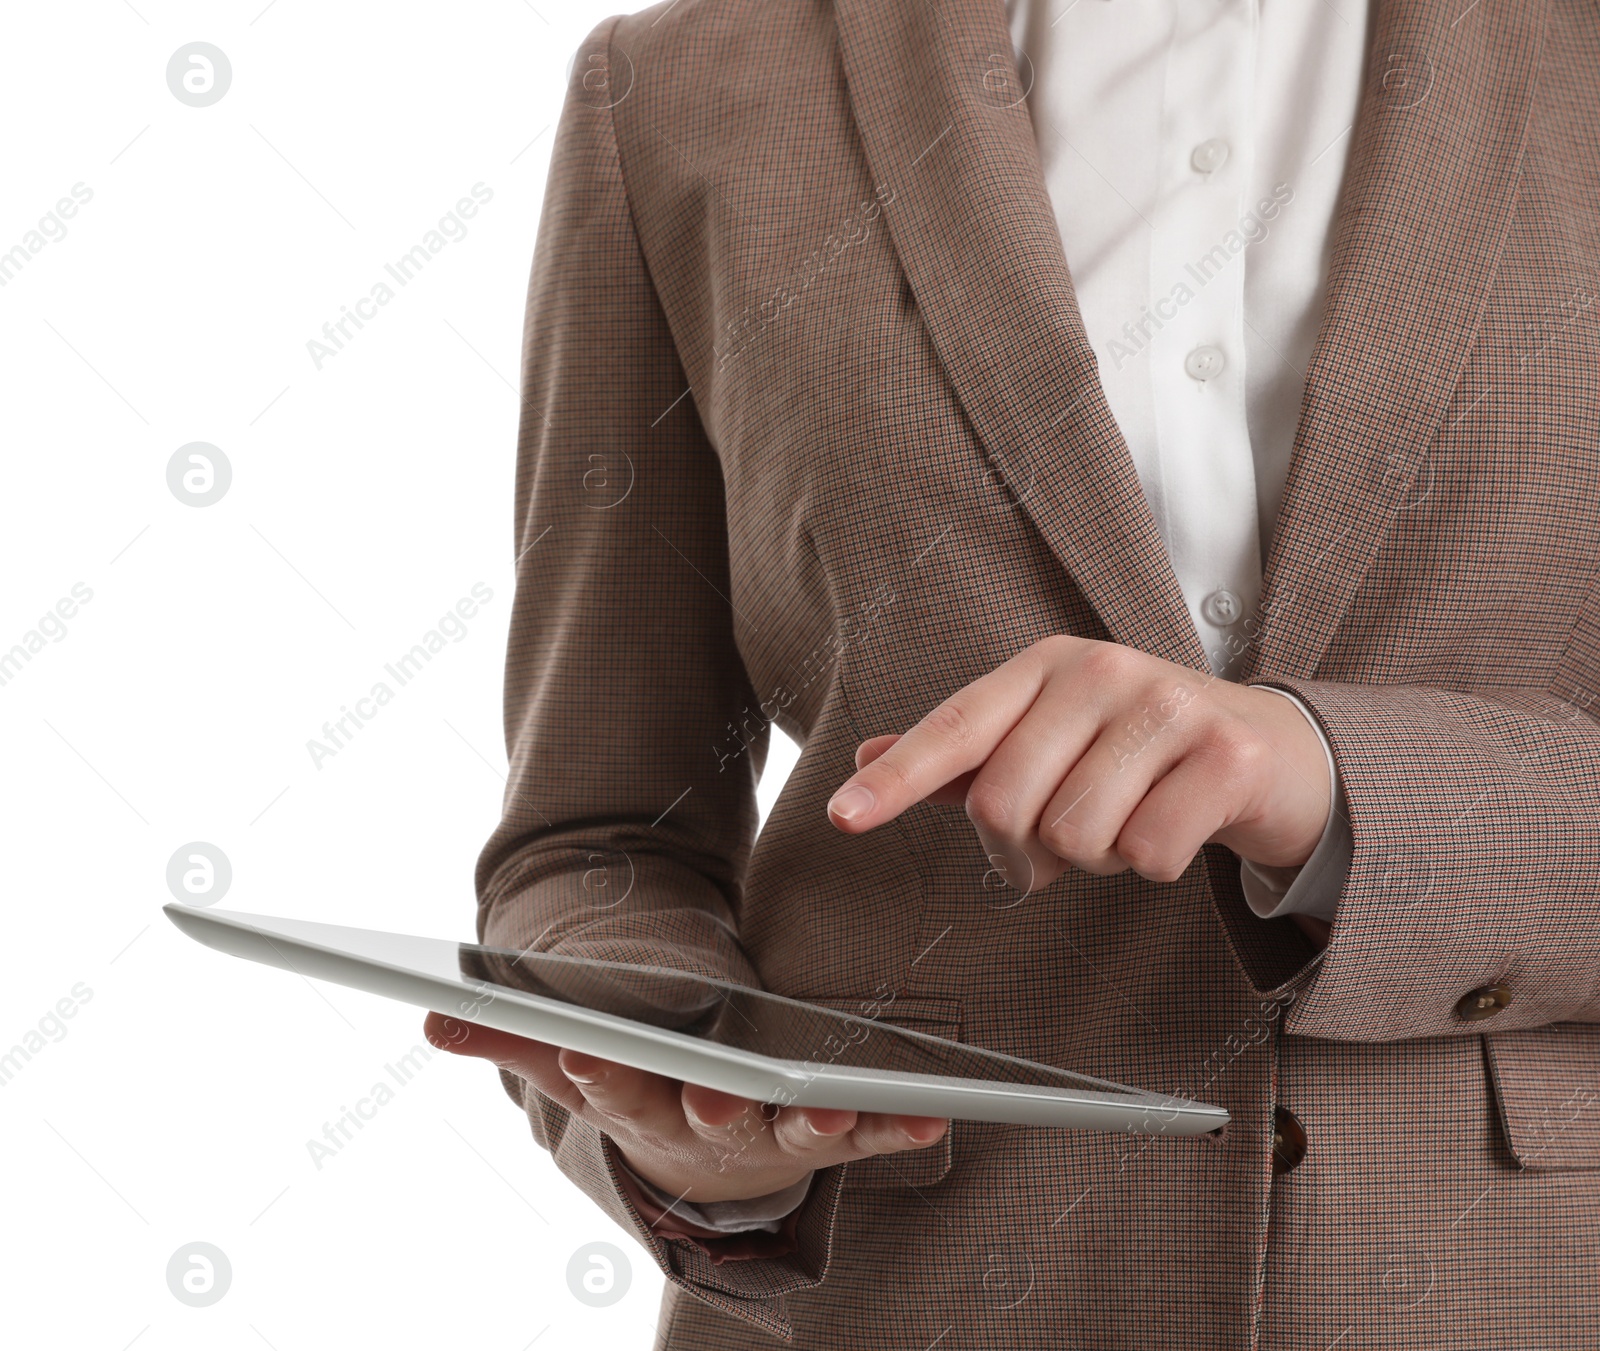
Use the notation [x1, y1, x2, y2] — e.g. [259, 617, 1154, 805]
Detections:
[1135, 676, 1184, 718]
[1204, 722, 1267, 778]
[1118, 832, 1184, 881]
[1039, 796, 1092, 857]
[1115, 828, 1157, 866]
[1024, 634, 1074, 672]
[861, 749, 917, 797]
[964, 779, 1018, 834]
[1079, 640, 1137, 687]
[919, 697, 979, 750]
[1037, 813, 1081, 859]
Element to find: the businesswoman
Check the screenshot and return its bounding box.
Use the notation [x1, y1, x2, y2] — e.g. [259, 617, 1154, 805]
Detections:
[429, 0, 1600, 1345]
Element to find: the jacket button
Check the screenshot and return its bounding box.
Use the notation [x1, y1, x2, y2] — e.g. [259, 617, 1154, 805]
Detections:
[1272, 1107, 1306, 1175]
[1456, 983, 1513, 1021]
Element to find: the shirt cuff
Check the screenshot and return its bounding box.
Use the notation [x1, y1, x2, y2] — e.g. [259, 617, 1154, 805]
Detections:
[1238, 686, 1352, 923]
[621, 1159, 815, 1235]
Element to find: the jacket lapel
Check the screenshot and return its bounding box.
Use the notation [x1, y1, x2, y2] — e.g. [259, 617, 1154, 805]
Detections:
[1240, 0, 1548, 682]
[833, 0, 1211, 671]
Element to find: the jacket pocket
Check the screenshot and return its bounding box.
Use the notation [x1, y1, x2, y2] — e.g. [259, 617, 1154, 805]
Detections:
[783, 993, 963, 1190]
[1484, 1023, 1600, 1170]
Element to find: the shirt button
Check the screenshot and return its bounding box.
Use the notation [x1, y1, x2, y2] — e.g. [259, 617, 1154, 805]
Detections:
[1191, 137, 1230, 174]
[1184, 345, 1226, 381]
[1202, 588, 1243, 626]
[1455, 983, 1513, 1021]
[1272, 1106, 1306, 1175]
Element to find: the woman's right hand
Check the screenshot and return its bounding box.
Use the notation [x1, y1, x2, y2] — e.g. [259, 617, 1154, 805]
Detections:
[423, 1011, 948, 1206]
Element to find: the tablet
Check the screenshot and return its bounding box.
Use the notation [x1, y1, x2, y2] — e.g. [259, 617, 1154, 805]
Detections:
[163, 902, 1228, 1136]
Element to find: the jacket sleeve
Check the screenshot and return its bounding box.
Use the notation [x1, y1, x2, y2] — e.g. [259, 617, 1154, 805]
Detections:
[471, 17, 840, 1337]
[1246, 666, 1600, 1043]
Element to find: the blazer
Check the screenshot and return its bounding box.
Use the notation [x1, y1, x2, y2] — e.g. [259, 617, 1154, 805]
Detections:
[474, 0, 1600, 1345]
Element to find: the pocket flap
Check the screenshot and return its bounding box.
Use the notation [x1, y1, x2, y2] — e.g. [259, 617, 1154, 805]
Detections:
[1484, 1023, 1600, 1170]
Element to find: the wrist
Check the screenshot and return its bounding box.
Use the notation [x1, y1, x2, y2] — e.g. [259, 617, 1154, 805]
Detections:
[1233, 683, 1338, 868]
[613, 1162, 731, 1239]
[612, 1142, 813, 1208]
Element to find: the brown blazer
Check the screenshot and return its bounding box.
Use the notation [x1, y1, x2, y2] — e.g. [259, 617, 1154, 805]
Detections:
[474, 0, 1600, 1344]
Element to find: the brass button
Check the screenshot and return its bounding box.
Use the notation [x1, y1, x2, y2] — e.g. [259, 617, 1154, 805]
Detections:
[1455, 983, 1513, 1022]
[1272, 1107, 1306, 1175]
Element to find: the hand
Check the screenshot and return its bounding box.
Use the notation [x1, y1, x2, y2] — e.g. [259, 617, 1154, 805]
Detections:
[825, 635, 1331, 896]
[422, 1011, 948, 1206]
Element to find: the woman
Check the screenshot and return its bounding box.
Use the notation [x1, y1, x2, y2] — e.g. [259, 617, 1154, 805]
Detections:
[428, 0, 1600, 1345]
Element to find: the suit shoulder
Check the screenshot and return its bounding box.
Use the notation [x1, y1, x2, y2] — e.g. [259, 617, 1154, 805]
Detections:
[611, 0, 836, 69]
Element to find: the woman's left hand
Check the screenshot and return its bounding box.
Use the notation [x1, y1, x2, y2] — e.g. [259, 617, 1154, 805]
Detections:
[826, 635, 1332, 897]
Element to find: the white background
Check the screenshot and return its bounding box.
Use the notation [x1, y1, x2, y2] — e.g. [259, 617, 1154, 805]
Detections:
[0, 3, 801, 1347]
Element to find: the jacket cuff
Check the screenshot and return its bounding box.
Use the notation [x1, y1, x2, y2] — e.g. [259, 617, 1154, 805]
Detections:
[507, 1065, 846, 1338]
[616, 1154, 815, 1241]
[584, 1108, 843, 1335]
[1240, 677, 1600, 1041]
[613, 1156, 812, 1263]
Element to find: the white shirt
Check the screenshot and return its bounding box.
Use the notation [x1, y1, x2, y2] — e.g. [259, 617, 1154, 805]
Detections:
[1008, 0, 1367, 926]
[1010, 0, 1369, 668]
[625, 0, 1371, 1232]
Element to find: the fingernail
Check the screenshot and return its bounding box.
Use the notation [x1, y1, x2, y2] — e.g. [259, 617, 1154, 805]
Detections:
[828, 784, 875, 822]
[561, 1053, 605, 1085]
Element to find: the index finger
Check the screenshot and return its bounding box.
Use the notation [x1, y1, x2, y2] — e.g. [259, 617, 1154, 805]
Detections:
[825, 648, 1049, 831]
[423, 1010, 586, 1112]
